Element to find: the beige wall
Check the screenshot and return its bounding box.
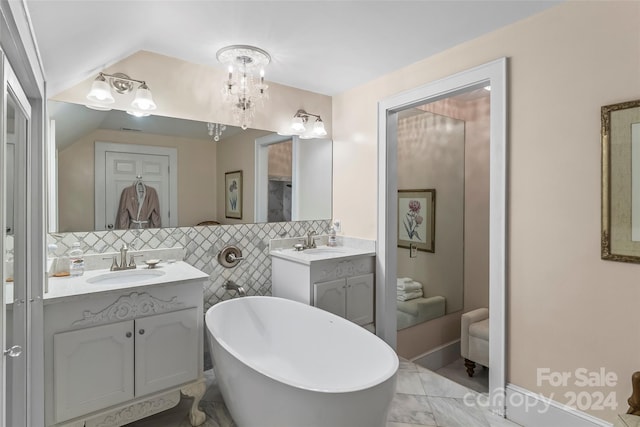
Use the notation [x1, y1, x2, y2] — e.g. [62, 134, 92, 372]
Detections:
[52, 50, 332, 137]
[58, 129, 217, 231]
[332, 1, 640, 420]
[216, 129, 272, 224]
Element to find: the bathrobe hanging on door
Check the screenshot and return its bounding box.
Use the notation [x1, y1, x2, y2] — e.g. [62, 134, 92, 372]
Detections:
[115, 182, 161, 229]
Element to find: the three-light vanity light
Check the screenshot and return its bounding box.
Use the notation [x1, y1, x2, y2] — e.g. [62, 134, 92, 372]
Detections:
[290, 109, 327, 139]
[86, 72, 157, 117]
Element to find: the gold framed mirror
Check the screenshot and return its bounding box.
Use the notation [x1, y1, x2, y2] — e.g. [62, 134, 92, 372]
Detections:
[601, 99, 640, 262]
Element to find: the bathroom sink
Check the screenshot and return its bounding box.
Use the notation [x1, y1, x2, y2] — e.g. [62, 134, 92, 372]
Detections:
[302, 247, 348, 255]
[87, 269, 166, 285]
[271, 244, 375, 265]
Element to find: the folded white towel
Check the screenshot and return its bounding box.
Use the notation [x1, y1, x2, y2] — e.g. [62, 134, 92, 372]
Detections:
[397, 290, 424, 301]
[397, 277, 413, 284]
[397, 280, 423, 292]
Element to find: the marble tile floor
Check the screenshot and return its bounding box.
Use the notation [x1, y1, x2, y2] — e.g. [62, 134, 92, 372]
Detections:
[125, 359, 521, 427]
[433, 357, 489, 394]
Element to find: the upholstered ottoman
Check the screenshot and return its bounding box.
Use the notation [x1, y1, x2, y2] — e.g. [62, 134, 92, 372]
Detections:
[461, 308, 489, 377]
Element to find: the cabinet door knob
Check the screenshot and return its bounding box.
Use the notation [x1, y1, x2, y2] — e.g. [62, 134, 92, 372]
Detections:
[139, 329, 145, 335]
[126, 332, 132, 338]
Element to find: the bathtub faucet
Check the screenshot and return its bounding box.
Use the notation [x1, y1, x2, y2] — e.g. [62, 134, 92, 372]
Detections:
[223, 280, 246, 297]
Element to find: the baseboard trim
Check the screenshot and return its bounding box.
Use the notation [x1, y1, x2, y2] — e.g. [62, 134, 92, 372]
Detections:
[506, 384, 612, 427]
[410, 339, 461, 371]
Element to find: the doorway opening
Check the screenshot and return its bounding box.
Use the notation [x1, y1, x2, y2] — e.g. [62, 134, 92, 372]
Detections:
[396, 89, 490, 394]
[377, 58, 507, 415]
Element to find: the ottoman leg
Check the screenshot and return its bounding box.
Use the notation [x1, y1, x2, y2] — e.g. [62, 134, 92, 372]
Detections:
[464, 358, 476, 377]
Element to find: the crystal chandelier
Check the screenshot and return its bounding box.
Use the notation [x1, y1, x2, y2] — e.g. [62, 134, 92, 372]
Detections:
[207, 122, 226, 142]
[216, 45, 270, 130]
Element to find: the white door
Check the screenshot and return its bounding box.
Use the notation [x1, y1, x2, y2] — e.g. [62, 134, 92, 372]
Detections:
[2, 56, 31, 427]
[346, 273, 374, 325]
[95, 142, 178, 231]
[53, 320, 134, 422]
[313, 279, 346, 318]
[135, 308, 198, 396]
[105, 151, 169, 230]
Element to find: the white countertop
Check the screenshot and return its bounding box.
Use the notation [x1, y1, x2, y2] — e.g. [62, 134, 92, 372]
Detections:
[42, 261, 209, 304]
[269, 245, 375, 265]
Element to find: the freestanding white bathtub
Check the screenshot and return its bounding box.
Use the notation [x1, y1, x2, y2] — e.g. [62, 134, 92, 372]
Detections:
[205, 296, 398, 427]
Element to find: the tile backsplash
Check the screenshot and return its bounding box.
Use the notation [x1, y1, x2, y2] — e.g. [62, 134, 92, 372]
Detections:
[48, 220, 330, 309]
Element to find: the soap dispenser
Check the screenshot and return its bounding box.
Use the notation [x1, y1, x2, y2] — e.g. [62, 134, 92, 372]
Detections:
[47, 243, 58, 277]
[69, 242, 85, 277]
[327, 226, 337, 247]
[53, 247, 70, 277]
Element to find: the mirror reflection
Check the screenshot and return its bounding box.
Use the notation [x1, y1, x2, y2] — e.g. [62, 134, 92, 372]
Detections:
[267, 140, 293, 222]
[395, 88, 490, 331]
[396, 108, 464, 330]
[48, 101, 333, 232]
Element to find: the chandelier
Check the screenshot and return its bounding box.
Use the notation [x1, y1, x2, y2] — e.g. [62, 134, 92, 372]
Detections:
[216, 45, 271, 130]
[207, 122, 226, 142]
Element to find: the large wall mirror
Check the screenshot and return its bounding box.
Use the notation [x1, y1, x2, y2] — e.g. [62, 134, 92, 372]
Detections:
[395, 87, 490, 332]
[48, 100, 333, 232]
[602, 98, 640, 262]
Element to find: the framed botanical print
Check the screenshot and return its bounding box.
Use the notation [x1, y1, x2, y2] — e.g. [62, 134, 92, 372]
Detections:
[225, 170, 243, 219]
[398, 189, 436, 252]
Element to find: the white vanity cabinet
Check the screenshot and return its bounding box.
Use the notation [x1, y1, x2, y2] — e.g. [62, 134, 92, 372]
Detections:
[44, 264, 208, 427]
[53, 320, 135, 421]
[314, 274, 374, 325]
[134, 308, 199, 395]
[271, 252, 375, 329]
[53, 308, 198, 422]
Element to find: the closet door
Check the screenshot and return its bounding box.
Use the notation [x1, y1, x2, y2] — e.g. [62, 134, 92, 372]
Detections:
[2, 54, 31, 427]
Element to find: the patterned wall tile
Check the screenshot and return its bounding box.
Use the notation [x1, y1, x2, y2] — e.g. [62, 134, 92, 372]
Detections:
[49, 220, 330, 310]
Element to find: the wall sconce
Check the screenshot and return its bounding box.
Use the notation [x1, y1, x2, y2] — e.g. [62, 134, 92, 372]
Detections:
[207, 122, 226, 142]
[289, 109, 327, 139]
[86, 72, 157, 117]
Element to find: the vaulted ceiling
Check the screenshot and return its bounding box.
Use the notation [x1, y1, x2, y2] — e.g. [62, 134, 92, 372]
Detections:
[26, 1, 560, 97]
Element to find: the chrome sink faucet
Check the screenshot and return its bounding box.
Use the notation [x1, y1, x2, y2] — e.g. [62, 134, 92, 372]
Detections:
[104, 244, 140, 271]
[306, 230, 317, 249]
[119, 244, 128, 269]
